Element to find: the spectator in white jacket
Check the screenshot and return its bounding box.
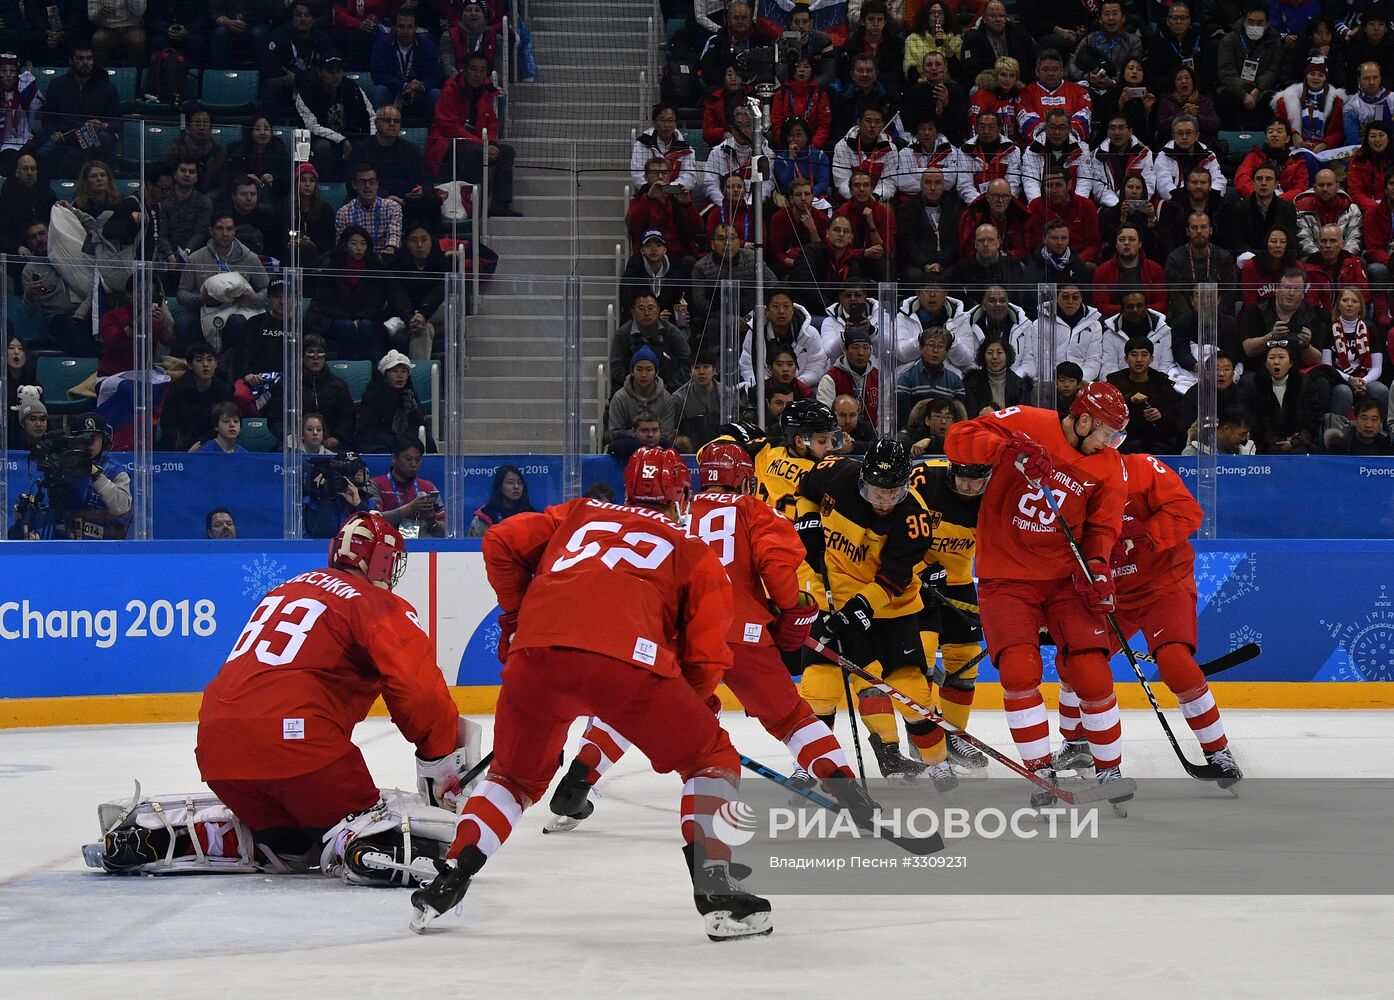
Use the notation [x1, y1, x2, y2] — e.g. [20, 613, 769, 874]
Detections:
[630, 104, 698, 193]
[738, 292, 830, 388]
[945, 284, 1030, 373]
[1013, 283, 1104, 382]
[1100, 291, 1190, 392]
[1152, 114, 1225, 201]
[703, 105, 774, 205]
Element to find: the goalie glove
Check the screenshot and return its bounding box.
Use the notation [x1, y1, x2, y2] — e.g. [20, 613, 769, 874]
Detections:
[1072, 558, 1116, 616]
[416, 717, 484, 810]
[770, 591, 819, 652]
[824, 594, 874, 642]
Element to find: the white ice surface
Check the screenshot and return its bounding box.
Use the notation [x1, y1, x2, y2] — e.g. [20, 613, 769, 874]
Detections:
[2, 710, 1392, 999]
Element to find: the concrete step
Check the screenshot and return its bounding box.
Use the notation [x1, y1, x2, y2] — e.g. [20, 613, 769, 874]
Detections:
[525, 67, 651, 85]
[512, 173, 628, 198]
[491, 255, 614, 278]
[469, 332, 608, 356]
[538, 31, 653, 49]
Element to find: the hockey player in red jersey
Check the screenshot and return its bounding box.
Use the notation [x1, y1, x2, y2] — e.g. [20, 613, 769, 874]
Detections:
[411, 448, 772, 942]
[88, 513, 479, 885]
[944, 384, 1131, 806]
[544, 441, 874, 833]
[1054, 452, 1243, 788]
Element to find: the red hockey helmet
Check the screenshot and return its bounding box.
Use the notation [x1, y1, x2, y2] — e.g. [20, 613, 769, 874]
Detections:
[330, 511, 408, 590]
[625, 447, 692, 511]
[696, 440, 756, 493]
[1070, 381, 1129, 447]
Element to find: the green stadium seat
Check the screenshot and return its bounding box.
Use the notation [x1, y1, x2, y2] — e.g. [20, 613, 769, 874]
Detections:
[402, 127, 428, 149]
[199, 70, 260, 116]
[109, 67, 138, 108]
[209, 125, 235, 151]
[343, 71, 368, 88]
[239, 417, 279, 452]
[7, 295, 50, 348]
[410, 360, 439, 410]
[117, 178, 143, 197]
[123, 122, 180, 162]
[50, 179, 77, 200]
[1220, 130, 1262, 156]
[319, 182, 347, 209]
[36, 356, 98, 415]
[329, 359, 372, 402]
[31, 67, 62, 95]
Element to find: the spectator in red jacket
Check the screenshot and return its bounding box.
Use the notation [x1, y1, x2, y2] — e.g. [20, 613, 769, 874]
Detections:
[1026, 171, 1102, 263]
[1092, 223, 1166, 317]
[702, 66, 755, 147]
[426, 53, 518, 216]
[1240, 226, 1299, 311]
[771, 59, 833, 150]
[769, 176, 829, 275]
[1303, 223, 1369, 313]
[332, 0, 394, 68]
[1232, 119, 1314, 201]
[1365, 170, 1394, 321]
[833, 168, 895, 279]
[626, 158, 703, 259]
[1347, 121, 1394, 212]
[958, 178, 1030, 260]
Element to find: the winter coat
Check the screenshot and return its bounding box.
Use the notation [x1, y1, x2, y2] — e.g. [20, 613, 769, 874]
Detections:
[1091, 256, 1168, 318]
[739, 303, 829, 387]
[816, 356, 880, 423]
[895, 191, 963, 274]
[607, 373, 676, 438]
[1100, 308, 1183, 387]
[895, 136, 966, 196]
[629, 126, 697, 192]
[424, 75, 500, 176]
[1153, 140, 1226, 200]
[770, 78, 833, 150]
[946, 300, 1032, 373]
[609, 319, 692, 393]
[1217, 193, 1300, 259]
[689, 248, 778, 328]
[1215, 23, 1284, 102]
[1105, 367, 1184, 454]
[963, 365, 1030, 417]
[618, 253, 690, 316]
[388, 244, 450, 322]
[1271, 82, 1347, 150]
[1015, 305, 1105, 382]
[295, 75, 375, 148]
[356, 372, 435, 453]
[1024, 194, 1102, 262]
[1293, 188, 1363, 254]
[1089, 138, 1156, 207]
[268, 365, 356, 445]
[1019, 138, 1093, 203]
[304, 251, 389, 335]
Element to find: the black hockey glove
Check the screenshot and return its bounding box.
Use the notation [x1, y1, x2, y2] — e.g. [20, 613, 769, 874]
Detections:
[824, 594, 874, 642]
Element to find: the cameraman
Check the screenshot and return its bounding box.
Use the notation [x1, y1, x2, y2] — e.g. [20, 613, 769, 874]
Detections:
[302, 452, 379, 539]
[10, 415, 132, 540]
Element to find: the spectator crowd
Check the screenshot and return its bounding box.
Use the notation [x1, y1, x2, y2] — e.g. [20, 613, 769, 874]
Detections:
[615, 0, 1394, 457]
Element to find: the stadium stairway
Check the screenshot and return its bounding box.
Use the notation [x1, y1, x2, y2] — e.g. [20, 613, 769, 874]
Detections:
[460, 0, 656, 454]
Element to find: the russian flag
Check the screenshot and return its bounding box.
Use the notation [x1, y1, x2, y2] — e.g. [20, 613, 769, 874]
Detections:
[759, 0, 851, 44]
[95, 369, 171, 452]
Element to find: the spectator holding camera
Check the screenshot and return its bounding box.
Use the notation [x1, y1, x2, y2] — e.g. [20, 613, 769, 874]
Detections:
[373, 436, 444, 537]
[356, 349, 434, 453]
[1237, 267, 1325, 367]
[11, 414, 131, 540]
[468, 464, 536, 537]
[303, 451, 378, 538]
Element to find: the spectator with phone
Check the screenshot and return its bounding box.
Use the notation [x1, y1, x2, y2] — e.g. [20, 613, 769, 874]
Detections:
[1237, 266, 1325, 366]
[373, 436, 445, 537]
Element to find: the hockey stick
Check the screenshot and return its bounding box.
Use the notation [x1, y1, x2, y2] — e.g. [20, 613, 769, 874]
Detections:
[804, 636, 1134, 806]
[1202, 643, 1262, 677]
[822, 567, 869, 788]
[1030, 473, 1228, 783]
[739, 754, 945, 856]
[924, 584, 982, 624]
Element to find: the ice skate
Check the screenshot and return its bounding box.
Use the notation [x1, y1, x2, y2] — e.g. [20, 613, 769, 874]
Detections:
[1051, 740, 1094, 777]
[1096, 766, 1135, 817]
[1029, 766, 1058, 810]
[408, 846, 486, 933]
[868, 734, 927, 782]
[543, 760, 596, 834]
[926, 760, 958, 796]
[786, 768, 818, 808]
[342, 832, 445, 887]
[684, 843, 772, 942]
[1206, 747, 1244, 793]
[946, 734, 989, 778]
[822, 772, 881, 828]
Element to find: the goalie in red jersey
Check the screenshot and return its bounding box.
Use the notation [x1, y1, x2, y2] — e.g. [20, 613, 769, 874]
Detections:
[411, 447, 773, 942]
[545, 441, 875, 835]
[1054, 452, 1243, 788]
[88, 512, 480, 887]
[944, 383, 1132, 807]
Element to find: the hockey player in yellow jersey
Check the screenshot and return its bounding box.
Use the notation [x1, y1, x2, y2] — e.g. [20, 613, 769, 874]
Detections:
[756, 400, 838, 609]
[796, 439, 956, 792]
[909, 460, 992, 777]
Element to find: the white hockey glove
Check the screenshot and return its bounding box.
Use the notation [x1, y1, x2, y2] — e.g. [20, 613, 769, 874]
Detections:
[416, 716, 484, 810]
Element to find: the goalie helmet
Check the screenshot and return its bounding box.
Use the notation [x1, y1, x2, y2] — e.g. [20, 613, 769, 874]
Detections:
[625, 447, 692, 512]
[696, 440, 756, 492]
[330, 511, 407, 590]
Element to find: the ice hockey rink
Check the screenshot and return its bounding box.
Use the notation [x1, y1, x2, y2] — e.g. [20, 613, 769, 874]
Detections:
[3, 709, 1391, 999]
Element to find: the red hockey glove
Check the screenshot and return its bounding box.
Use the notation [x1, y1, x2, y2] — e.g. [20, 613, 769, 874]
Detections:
[496, 610, 518, 664]
[771, 592, 819, 652]
[705, 693, 723, 715]
[1072, 558, 1116, 615]
[1004, 432, 1053, 485]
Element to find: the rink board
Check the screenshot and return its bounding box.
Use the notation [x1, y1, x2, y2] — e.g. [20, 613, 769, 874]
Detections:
[2, 538, 1393, 726]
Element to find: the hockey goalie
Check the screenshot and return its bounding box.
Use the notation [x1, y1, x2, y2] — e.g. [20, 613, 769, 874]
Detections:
[83, 512, 481, 887]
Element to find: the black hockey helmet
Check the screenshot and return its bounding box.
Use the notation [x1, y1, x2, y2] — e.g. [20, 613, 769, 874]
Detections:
[860, 439, 910, 507]
[781, 399, 835, 448]
[717, 420, 763, 445]
[949, 462, 992, 497]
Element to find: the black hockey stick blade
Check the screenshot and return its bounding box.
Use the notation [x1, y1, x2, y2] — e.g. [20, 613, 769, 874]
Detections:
[1202, 643, 1261, 677]
[739, 755, 945, 856]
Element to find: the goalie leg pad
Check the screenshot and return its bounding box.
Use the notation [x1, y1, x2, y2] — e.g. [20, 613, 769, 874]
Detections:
[84, 782, 274, 876]
[323, 788, 461, 888]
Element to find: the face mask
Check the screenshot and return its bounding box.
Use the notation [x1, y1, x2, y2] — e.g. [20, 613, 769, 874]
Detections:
[1244, 24, 1265, 41]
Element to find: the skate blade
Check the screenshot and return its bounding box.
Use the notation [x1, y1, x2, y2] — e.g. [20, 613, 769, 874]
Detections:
[1065, 777, 1137, 805]
[81, 843, 104, 869]
[950, 765, 989, 782]
[705, 910, 774, 941]
[543, 814, 584, 834]
[357, 850, 438, 885]
[409, 904, 441, 934]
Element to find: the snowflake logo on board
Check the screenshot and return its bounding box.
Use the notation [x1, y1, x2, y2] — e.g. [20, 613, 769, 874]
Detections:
[242, 555, 288, 598]
[1228, 625, 1262, 652]
[1320, 586, 1394, 682]
[1199, 553, 1259, 611]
